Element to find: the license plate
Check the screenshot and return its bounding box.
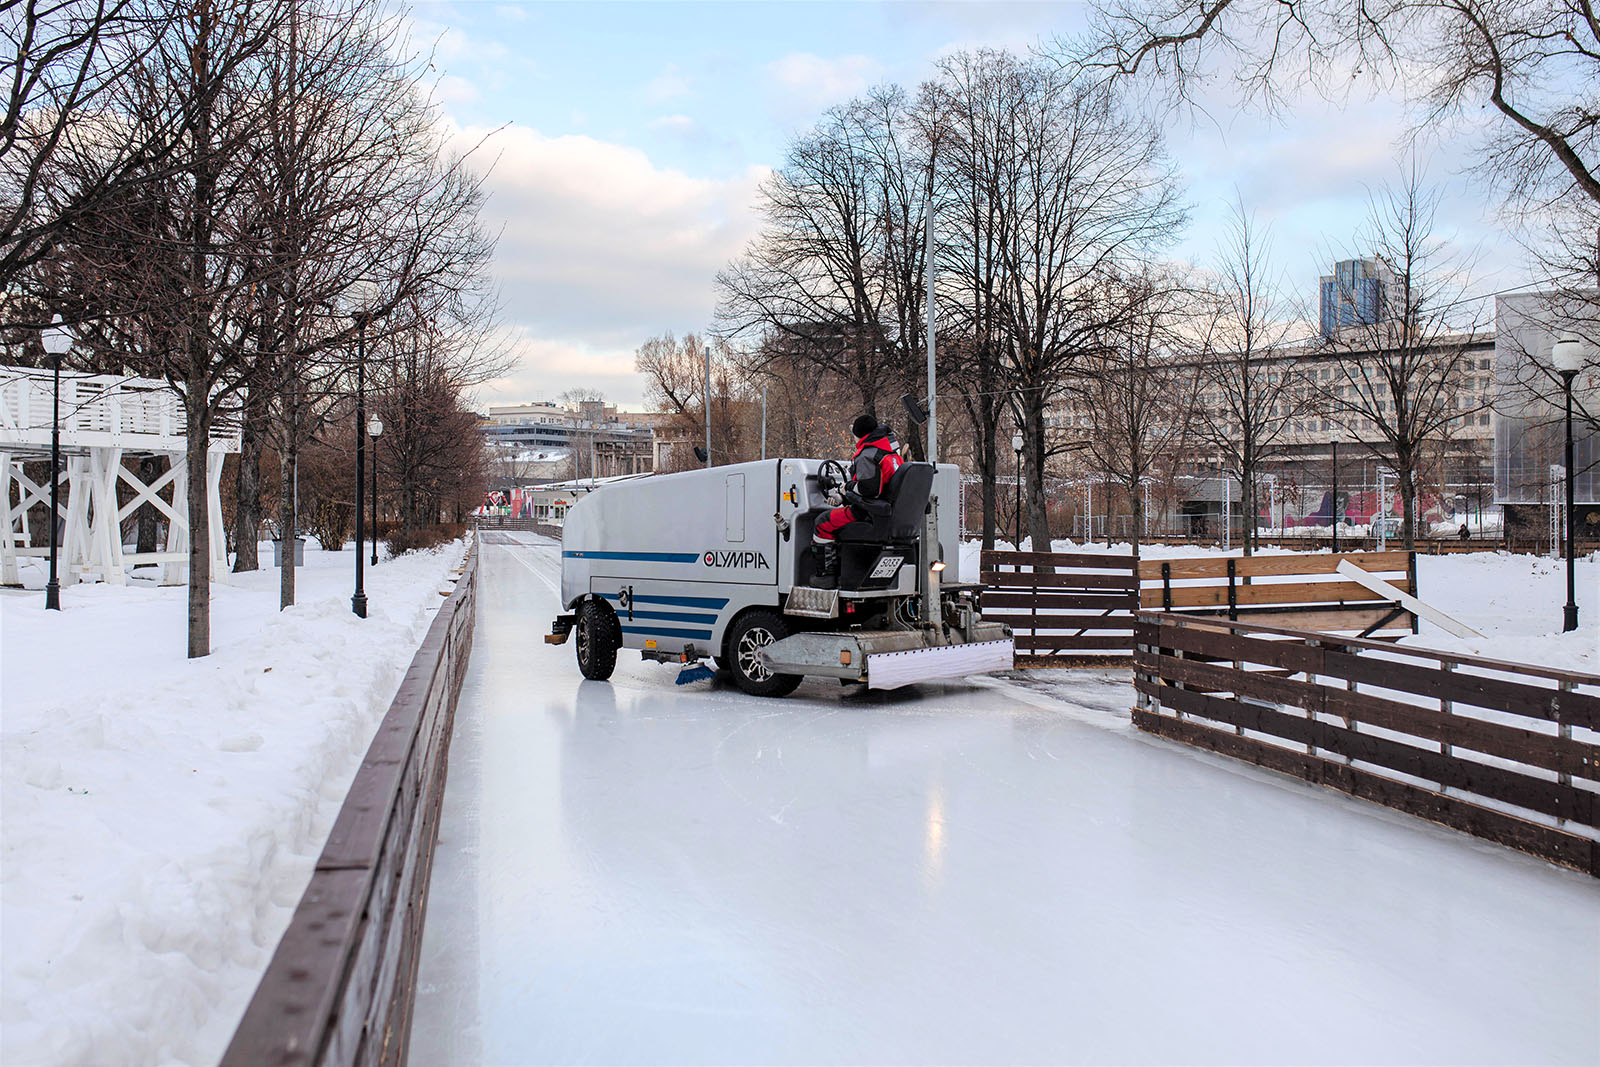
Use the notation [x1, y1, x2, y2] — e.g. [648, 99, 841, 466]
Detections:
[869, 555, 904, 579]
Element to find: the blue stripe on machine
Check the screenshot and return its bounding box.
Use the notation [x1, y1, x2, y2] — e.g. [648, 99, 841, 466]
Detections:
[599, 592, 729, 609]
[564, 550, 699, 563]
[626, 610, 718, 624]
[621, 625, 714, 641]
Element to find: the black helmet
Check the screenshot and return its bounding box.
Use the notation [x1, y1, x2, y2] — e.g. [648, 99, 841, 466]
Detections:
[851, 413, 877, 439]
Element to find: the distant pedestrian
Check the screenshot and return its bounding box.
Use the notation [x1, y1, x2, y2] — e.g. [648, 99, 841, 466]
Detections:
[1458, 523, 1470, 541]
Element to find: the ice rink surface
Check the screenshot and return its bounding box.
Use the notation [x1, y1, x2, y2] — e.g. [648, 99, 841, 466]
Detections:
[410, 536, 1599, 1065]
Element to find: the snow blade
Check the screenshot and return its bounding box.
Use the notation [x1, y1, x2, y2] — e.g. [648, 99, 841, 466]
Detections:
[676, 663, 717, 686]
[867, 639, 1014, 690]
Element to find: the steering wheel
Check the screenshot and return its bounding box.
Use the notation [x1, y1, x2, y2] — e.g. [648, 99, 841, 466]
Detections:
[817, 459, 849, 494]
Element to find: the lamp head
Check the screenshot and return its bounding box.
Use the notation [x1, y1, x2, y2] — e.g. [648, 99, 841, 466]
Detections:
[41, 314, 70, 357]
[367, 413, 383, 439]
[344, 280, 382, 324]
[1551, 337, 1583, 376]
[1011, 432, 1023, 452]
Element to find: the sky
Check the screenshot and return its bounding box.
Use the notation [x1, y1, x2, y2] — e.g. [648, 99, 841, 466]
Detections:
[407, 0, 1512, 411]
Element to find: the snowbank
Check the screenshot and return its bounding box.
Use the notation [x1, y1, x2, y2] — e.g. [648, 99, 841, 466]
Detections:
[1, 538, 467, 1066]
[963, 538, 1598, 675]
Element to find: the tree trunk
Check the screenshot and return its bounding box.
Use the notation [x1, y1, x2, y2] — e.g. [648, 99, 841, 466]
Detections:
[185, 388, 210, 659]
[1024, 398, 1049, 551]
[278, 441, 297, 609]
[1399, 451, 1418, 552]
[232, 390, 266, 571]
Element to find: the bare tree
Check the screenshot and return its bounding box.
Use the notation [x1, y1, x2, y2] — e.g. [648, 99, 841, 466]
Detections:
[1317, 162, 1487, 549]
[0, 0, 180, 289]
[929, 50, 1022, 551]
[989, 70, 1185, 549]
[1192, 195, 1308, 554]
[716, 85, 930, 416]
[1073, 267, 1200, 558]
[1063, 0, 1599, 246]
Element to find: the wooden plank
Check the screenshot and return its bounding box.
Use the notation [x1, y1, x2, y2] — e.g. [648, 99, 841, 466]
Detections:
[1134, 649, 1600, 779]
[1018, 634, 1135, 651]
[982, 569, 1138, 591]
[983, 591, 1138, 610]
[1139, 679, 1595, 826]
[1324, 648, 1600, 730]
[1137, 610, 1600, 689]
[1154, 579, 1407, 610]
[1336, 559, 1482, 638]
[982, 613, 1136, 629]
[982, 550, 1137, 570]
[1132, 710, 1600, 877]
[1016, 653, 1133, 669]
[1231, 606, 1411, 633]
[1137, 551, 1412, 581]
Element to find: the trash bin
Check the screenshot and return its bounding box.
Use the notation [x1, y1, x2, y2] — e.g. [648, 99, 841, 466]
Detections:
[272, 537, 305, 567]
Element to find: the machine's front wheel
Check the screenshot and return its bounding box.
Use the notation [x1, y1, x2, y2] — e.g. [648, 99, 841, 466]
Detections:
[724, 610, 802, 697]
[575, 599, 621, 680]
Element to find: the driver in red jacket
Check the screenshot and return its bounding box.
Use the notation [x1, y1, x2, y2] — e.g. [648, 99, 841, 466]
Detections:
[811, 414, 904, 587]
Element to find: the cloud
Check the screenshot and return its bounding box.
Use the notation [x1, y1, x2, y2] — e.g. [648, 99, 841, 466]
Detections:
[649, 114, 695, 134]
[445, 124, 770, 407]
[435, 74, 479, 105]
[643, 65, 693, 105]
[766, 52, 882, 113]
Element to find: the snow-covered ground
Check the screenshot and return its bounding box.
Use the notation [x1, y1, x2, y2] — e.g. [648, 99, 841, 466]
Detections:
[964, 539, 1599, 674]
[1, 538, 467, 1067]
[410, 536, 1598, 1065]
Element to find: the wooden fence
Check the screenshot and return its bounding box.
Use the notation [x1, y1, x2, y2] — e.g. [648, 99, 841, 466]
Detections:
[1133, 612, 1600, 876]
[979, 549, 1139, 667]
[1139, 550, 1417, 637]
[985, 549, 1417, 668]
[221, 538, 480, 1067]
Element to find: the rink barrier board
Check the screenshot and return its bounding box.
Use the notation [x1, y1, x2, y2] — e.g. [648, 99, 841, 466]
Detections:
[222, 537, 480, 1067]
[980, 549, 1417, 668]
[980, 549, 1139, 667]
[1133, 612, 1600, 877]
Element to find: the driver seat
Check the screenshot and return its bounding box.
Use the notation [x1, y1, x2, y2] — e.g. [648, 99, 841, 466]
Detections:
[834, 462, 933, 543]
[831, 463, 934, 590]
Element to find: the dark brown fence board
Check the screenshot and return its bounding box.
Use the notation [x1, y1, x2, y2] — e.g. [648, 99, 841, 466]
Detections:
[1136, 677, 1595, 824]
[1133, 709, 1600, 876]
[1134, 611, 1600, 875]
[981, 549, 1139, 667]
[982, 549, 1137, 570]
[983, 591, 1137, 610]
[983, 569, 1140, 590]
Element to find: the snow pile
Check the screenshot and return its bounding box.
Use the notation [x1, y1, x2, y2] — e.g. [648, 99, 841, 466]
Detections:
[1, 538, 467, 1066]
[964, 537, 1598, 674]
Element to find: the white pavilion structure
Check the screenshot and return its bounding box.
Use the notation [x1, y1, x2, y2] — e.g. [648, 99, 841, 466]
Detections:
[0, 364, 239, 587]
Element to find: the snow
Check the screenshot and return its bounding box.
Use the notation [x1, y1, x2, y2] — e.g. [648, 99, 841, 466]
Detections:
[1, 538, 467, 1067]
[410, 536, 1600, 1065]
[963, 538, 1599, 674]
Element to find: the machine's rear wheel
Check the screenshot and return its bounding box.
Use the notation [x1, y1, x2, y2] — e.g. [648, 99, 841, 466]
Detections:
[575, 599, 621, 680]
[724, 610, 802, 697]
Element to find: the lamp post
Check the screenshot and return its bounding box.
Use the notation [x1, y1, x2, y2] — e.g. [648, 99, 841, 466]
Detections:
[1011, 431, 1023, 549]
[1552, 336, 1583, 632]
[352, 308, 371, 618]
[367, 413, 383, 566]
[41, 316, 68, 610]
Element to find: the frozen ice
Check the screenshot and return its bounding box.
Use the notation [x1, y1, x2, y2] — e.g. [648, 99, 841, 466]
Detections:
[410, 537, 1600, 1065]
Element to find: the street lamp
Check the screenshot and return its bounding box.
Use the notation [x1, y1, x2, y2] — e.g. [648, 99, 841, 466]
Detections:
[347, 283, 380, 619]
[41, 316, 68, 611]
[1552, 336, 1583, 632]
[367, 412, 383, 567]
[1011, 430, 1023, 549]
